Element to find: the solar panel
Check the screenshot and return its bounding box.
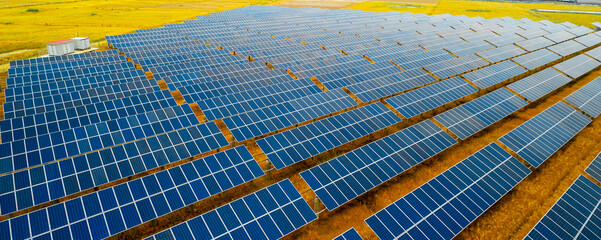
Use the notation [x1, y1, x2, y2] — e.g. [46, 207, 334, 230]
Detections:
[585, 152, 601, 183]
[475, 44, 526, 63]
[498, 102, 591, 168]
[574, 33, 601, 47]
[0, 122, 229, 215]
[462, 60, 526, 89]
[585, 45, 601, 62]
[347, 69, 437, 102]
[0, 146, 263, 239]
[524, 175, 601, 240]
[433, 88, 528, 139]
[553, 54, 601, 79]
[564, 76, 601, 118]
[365, 143, 530, 240]
[546, 40, 587, 57]
[511, 49, 561, 70]
[423, 54, 489, 79]
[333, 228, 363, 240]
[385, 77, 478, 118]
[515, 37, 556, 52]
[144, 179, 318, 240]
[223, 88, 357, 142]
[257, 102, 401, 170]
[544, 30, 577, 43]
[300, 120, 456, 210]
[507, 67, 571, 102]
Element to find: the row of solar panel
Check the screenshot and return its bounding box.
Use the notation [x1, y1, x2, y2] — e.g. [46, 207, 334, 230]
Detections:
[0, 122, 229, 215]
[0, 146, 264, 240]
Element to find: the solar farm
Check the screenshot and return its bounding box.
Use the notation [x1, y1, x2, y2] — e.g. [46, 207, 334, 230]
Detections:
[2, 4, 601, 240]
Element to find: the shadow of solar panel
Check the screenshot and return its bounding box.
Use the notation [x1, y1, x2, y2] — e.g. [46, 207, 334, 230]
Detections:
[0, 122, 229, 215]
[524, 175, 601, 240]
[564, 77, 601, 118]
[386, 77, 478, 118]
[0, 146, 263, 239]
[300, 120, 456, 210]
[144, 179, 317, 240]
[498, 102, 591, 168]
[507, 68, 571, 102]
[333, 228, 363, 240]
[433, 88, 528, 139]
[257, 102, 401, 170]
[365, 143, 530, 240]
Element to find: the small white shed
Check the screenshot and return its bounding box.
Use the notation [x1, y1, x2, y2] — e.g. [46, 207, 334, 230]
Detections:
[70, 37, 91, 50]
[47, 39, 75, 56]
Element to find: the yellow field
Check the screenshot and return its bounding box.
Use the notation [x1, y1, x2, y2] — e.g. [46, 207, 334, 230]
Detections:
[349, 0, 601, 28]
[0, 0, 276, 66]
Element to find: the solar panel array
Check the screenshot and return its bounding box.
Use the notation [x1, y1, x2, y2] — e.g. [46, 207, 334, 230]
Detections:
[365, 143, 531, 240]
[498, 102, 591, 168]
[145, 179, 317, 240]
[1, 4, 599, 240]
[524, 175, 601, 240]
[507, 68, 571, 102]
[300, 120, 456, 210]
[433, 88, 528, 140]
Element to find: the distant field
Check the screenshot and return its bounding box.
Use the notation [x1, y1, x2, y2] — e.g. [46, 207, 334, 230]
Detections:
[0, 0, 276, 66]
[350, 0, 601, 27]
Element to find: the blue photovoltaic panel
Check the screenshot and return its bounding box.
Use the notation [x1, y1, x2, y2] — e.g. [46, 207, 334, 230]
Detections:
[564, 76, 601, 118]
[515, 37, 556, 52]
[257, 102, 401, 170]
[433, 88, 528, 139]
[365, 143, 531, 240]
[385, 77, 477, 118]
[511, 49, 561, 70]
[223, 88, 357, 142]
[524, 175, 601, 240]
[0, 122, 229, 215]
[300, 120, 456, 210]
[333, 228, 363, 240]
[585, 152, 601, 183]
[498, 102, 591, 168]
[586, 45, 601, 62]
[347, 69, 437, 102]
[423, 54, 489, 79]
[547, 40, 586, 57]
[507, 68, 571, 102]
[462, 60, 526, 89]
[0, 102, 200, 173]
[544, 30, 577, 43]
[144, 179, 318, 240]
[553, 54, 601, 79]
[475, 44, 526, 63]
[574, 32, 601, 47]
[0, 146, 264, 239]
